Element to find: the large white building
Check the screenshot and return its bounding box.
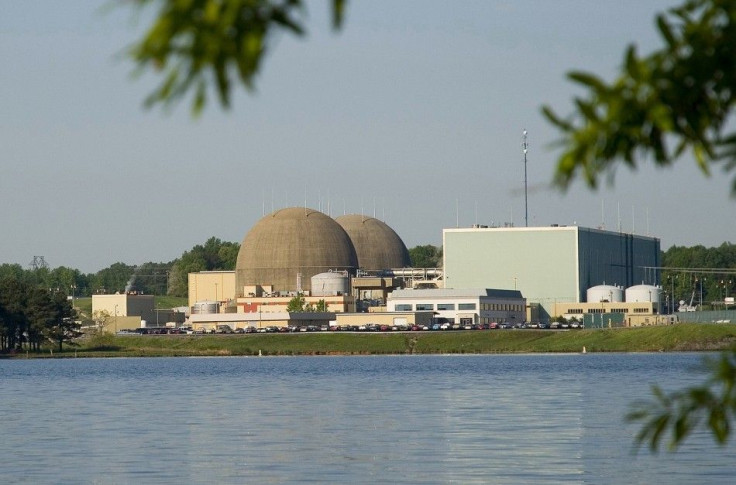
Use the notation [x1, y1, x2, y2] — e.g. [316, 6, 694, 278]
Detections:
[387, 288, 526, 326]
[443, 225, 660, 321]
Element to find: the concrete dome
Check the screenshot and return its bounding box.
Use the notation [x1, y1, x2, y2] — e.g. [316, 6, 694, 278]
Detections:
[335, 214, 411, 270]
[235, 208, 358, 295]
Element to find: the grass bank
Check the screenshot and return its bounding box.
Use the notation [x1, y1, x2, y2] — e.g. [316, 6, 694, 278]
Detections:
[11, 323, 734, 358]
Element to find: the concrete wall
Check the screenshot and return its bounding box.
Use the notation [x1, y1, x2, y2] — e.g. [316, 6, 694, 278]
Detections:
[335, 312, 434, 327]
[92, 294, 155, 323]
[188, 271, 236, 307]
[444, 227, 579, 316]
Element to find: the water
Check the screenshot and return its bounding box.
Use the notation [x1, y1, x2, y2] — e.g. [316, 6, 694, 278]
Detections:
[1, 353, 732, 484]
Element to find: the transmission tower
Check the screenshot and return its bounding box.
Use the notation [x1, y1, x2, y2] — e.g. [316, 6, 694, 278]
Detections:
[29, 256, 48, 271]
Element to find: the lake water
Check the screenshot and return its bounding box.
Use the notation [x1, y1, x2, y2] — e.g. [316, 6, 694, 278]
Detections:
[1, 353, 733, 484]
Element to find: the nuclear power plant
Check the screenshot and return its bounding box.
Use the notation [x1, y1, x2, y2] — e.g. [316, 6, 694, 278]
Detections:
[186, 207, 666, 331]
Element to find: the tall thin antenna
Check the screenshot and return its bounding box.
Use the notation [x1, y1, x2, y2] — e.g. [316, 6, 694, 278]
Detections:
[456, 199, 459, 228]
[600, 199, 605, 230]
[522, 129, 529, 227]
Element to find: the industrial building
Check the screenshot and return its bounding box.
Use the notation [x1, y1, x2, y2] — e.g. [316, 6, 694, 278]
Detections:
[387, 288, 526, 326]
[552, 284, 676, 327]
[185, 208, 413, 329]
[187, 271, 235, 307]
[443, 225, 661, 321]
[91, 293, 155, 332]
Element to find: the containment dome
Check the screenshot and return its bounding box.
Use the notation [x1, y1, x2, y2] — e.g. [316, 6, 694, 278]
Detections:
[235, 208, 358, 295]
[335, 214, 411, 270]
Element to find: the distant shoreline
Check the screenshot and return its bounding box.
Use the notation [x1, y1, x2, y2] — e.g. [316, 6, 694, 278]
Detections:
[3, 323, 735, 359]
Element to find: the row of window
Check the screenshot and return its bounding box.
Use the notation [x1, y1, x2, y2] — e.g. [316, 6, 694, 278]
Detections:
[394, 302, 524, 312]
[394, 303, 478, 312]
[480, 303, 523, 312]
[566, 307, 651, 315]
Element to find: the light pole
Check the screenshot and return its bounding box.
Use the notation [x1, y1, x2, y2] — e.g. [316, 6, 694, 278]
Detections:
[114, 304, 118, 334]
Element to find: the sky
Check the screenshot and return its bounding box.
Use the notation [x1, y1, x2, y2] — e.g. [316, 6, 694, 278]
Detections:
[2, 0, 734, 274]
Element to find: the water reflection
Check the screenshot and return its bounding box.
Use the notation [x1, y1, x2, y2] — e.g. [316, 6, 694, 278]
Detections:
[0, 354, 731, 484]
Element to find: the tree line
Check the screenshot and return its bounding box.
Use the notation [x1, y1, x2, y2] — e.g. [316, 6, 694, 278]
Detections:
[0, 278, 79, 353]
[0, 239, 441, 300]
[661, 242, 736, 307]
[4, 241, 736, 303]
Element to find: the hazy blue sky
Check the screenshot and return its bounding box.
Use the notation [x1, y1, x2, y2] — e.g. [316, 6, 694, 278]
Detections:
[2, 1, 734, 273]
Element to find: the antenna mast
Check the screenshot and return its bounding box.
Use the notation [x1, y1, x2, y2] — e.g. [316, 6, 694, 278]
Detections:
[522, 129, 529, 227]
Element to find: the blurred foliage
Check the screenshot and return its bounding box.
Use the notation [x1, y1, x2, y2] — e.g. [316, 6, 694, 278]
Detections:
[543, 0, 736, 193]
[628, 350, 736, 451]
[129, 0, 346, 114]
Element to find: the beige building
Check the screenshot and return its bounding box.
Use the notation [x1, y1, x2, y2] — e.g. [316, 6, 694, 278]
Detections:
[91, 293, 155, 331]
[188, 271, 236, 307]
[236, 294, 355, 314]
[552, 301, 677, 327]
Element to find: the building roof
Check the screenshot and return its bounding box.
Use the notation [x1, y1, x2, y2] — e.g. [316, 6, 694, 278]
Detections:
[389, 288, 524, 299]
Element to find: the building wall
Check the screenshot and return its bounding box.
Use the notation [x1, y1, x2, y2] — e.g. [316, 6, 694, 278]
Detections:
[443, 226, 660, 321]
[236, 295, 355, 314]
[577, 228, 661, 292]
[188, 311, 334, 330]
[335, 312, 434, 327]
[188, 271, 236, 308]
[387, 289, 525, 325]
[92, 294, 155, 324]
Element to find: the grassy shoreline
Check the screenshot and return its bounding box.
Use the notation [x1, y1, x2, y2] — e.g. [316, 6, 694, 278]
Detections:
[4, 323, 736, 359]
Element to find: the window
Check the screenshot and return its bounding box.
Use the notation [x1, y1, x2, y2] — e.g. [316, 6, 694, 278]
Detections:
[395, 304, 412, 311]
[437, 303, 455, 311]
[458, 303, 476, 310]
[416, 303, 434, 311]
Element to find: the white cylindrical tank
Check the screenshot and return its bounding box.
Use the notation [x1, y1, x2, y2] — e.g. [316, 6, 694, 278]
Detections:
[587, 285, 624, 303]
[191, 300, 220, 314]
[311, 271, 349, 297]
[625, 285, 661, 303]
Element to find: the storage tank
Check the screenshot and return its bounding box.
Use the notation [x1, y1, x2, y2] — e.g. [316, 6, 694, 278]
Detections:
[191, 300, 220, 314]
[625, 284, 661, 303]
[586, 284, 624, 303]
[311, 271, 349, 297]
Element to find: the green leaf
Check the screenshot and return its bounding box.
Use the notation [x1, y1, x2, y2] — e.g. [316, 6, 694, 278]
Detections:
[567, 71, 606, 92]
